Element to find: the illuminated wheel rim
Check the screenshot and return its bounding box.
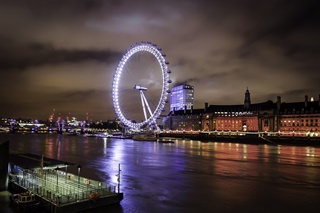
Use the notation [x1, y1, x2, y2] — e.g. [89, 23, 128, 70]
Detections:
[112, 42, 171, 130]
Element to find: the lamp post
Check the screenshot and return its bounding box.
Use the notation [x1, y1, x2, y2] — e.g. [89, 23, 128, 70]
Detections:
[30, 169, 34, 190]
[44, 168, 47, 187]
[43, 163, 48, 187]
[117, 164, 121, 193]
[65, 162, 69, 182]
[55, 167, 60, 192]
[77, 165, 82, 196]
[22, 169, 25, 187]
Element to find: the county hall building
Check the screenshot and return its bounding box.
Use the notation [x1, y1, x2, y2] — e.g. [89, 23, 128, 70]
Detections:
[163, 87, 320, 138]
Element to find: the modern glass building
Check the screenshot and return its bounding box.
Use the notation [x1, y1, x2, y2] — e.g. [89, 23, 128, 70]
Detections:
[170, 84, 194, 111]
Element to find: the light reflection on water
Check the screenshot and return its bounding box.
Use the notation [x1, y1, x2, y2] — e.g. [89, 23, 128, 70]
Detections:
[1, 133, 320, 213]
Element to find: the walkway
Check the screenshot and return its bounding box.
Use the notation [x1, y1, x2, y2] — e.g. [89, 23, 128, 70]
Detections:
[10, 168, 118, 206]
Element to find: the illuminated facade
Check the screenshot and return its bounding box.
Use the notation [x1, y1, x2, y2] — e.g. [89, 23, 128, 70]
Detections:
[276, 95, 320, 136]
[163, 90, 320, 137]
[170, 84, 194, 111]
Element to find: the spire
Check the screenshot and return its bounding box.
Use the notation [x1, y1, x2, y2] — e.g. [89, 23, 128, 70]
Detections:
[244, 87, 251, 110]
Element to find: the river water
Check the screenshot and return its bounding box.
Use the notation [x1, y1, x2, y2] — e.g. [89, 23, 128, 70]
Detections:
[1, 133, 320, 213]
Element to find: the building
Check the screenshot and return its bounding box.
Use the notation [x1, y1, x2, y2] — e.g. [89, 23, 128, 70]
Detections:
[275, 95, 320, 137]
[170, 83, 194, 111]
[163, 89, 320, 138]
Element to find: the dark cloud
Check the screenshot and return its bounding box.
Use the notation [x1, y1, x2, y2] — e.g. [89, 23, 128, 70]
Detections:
[0, 0, 319, 120]
[0, 41, 121, 70]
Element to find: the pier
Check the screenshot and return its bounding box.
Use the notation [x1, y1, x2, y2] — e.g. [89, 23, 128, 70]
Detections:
[8, 153, 123, 213]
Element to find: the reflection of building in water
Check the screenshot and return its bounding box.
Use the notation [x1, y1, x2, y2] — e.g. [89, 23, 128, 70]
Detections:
[163, 89, 320, 137]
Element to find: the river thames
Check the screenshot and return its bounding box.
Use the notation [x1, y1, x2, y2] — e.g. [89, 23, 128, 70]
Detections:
[1, 133, 320, 213]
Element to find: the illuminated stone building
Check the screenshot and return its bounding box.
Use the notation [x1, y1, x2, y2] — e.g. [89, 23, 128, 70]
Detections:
[163, 89, 320, 137]
[275, 95, 320, 137]
[163, 108, 204, 131]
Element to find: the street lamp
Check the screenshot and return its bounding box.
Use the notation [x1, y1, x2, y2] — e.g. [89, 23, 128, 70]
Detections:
[65, 162, 69, 182]
[22, 169, 26, 186]
[55, 167, 60, 192]
[30, 169, 34, 190]
[43, 163, 48, 187]
[117, 164, 121, 193]
[77, 165, 82, 195]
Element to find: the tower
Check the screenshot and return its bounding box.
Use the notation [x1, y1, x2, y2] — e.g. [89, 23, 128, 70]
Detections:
[170, 83, 194, 111]
[244, 87, 251, 110]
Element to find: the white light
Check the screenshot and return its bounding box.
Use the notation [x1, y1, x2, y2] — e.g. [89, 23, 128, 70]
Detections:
[112, 42, 170, 130]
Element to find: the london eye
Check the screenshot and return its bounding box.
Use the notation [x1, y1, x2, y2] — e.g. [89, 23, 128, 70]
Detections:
[112, 42, 172, 130]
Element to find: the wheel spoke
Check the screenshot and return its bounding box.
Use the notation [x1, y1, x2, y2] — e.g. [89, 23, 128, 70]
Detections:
[112, 42, 172, 130]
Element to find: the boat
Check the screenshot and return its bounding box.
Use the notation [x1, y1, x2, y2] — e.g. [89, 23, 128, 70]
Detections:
[157, 137, 175, 143]
[10, 191, 40, 212]
[95, 132, 112, 138]
[89, 192, 100, 200]
[132, 134, 157, 141]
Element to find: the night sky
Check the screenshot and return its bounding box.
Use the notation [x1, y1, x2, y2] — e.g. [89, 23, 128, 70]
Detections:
[0, 0, 319, 121]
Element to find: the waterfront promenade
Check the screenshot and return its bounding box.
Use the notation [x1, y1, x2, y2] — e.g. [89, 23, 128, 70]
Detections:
[158, 130, 320, 146]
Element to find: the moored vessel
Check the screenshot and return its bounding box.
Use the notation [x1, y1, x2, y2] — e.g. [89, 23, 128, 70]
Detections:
[10, 191, 40, 212]
[157, 137, 175, 143]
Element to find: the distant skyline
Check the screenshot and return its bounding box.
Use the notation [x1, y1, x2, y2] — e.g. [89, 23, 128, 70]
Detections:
[0, 0, 319, 120]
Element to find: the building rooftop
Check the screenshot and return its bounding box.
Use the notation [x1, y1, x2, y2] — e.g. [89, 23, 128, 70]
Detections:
[279, 101, 320, 114]
[9, 153, 74, 169]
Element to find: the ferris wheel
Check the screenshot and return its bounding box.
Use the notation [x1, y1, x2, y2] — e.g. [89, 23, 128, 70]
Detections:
[112, 42, 172, 130]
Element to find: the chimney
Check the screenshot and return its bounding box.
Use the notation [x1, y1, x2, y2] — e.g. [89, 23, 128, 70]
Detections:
[305, 95, 308, 107]
[205, 103, 208, 111]
[277, 96, 281, 110]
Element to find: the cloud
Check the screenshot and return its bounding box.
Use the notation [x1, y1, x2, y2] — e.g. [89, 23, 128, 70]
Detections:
[0, 41, 122, 71]
[0, 0, 319, 120]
